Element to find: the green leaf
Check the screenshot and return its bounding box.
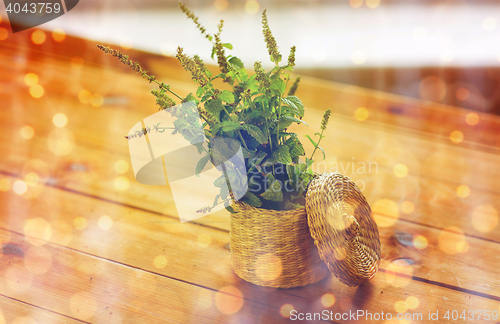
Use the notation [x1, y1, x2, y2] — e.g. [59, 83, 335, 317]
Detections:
[219, 90, 235, 104]
[241, 147, 256, 159]
[228, 56, 244, 69]
[270, 77, 285, 95]
[184, 93, 199, 105]
[205, 98, 223, 118]
[196, 86, 204, 98]
[222, 43, 233, 50]
[242, 191, 262, 207]
[211, 73, 226, 81]
[283, 96, 305, 117]
[278, 116, 306, 130]
[317, 146, 326, 160]
[290, 142, 305, 157]
[195, 154, 210, 177]
[268, 146, 292, 165]
[225, 205, 235, 213]
[304, 134, 317, 147]
[260, 180, 283, 202]
[237, 124, 267, 144]
[211, 121, 239, 135]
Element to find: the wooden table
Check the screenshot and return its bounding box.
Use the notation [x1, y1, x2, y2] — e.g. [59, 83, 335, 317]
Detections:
[1, 23, 500, 323]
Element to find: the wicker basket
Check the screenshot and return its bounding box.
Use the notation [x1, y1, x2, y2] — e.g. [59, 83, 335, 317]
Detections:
[229, 202, 329, 288]
[229, 173, 381, 288]
[306, 173, 381, 287]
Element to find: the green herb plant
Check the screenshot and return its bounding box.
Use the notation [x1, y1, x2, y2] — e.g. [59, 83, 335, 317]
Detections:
[98, 2, 331, 213]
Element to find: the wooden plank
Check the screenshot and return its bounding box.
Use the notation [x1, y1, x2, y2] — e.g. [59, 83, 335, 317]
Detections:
[0, 173, 499, 301]
[0, 294, 86, 324]
[0, 228, 301, 324]
[0, 178, 499, 323]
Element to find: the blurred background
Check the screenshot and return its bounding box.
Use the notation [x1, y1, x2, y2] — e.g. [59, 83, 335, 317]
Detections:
[2, 0, 500, 114]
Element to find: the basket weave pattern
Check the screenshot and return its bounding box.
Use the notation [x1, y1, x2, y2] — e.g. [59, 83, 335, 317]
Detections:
[306, 173, 381, 287]
[230, 202, 328, 288]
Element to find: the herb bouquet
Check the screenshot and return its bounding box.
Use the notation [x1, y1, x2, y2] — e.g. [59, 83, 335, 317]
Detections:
[99, 3, 335, 288]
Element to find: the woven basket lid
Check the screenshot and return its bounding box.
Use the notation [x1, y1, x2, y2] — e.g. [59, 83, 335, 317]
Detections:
[305, 173, 381, 287]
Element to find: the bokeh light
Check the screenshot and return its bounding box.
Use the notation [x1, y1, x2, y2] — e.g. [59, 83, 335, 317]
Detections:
[24, 73, 39, 86]
[333, 246, 347, 261]
[280, 304, 295, 318]
[114, 160, 129, 174]
[349, 0, 363, 9]
[355, 107, 369, 121]
[13, 180, 28, 195]
[52, 28, 66, 42]
[483, 17, 497, 31]
[372, 199, 399, 227]
[351, 50, 367, 65]
[406, 296, 419, 309]
[114, 176, 130, 191]
[29, 84, 44, 98]
[31, 30, 46, 45]
[366, 0, 380, 9]
[255, 253, 282, 282]
[413, 235, 428, 249]
[24, 246, 53, 274]
[90, 94, 104, 107]
[78, 89, 92, 103]
[0, 27, 8, 41]
[24, 218, 52, 245]
[98, 215, 113, 230]
[215, 286, 244, 314]
[53, 113, 68, 128]
[214, 0, 228, 11]
[456, 240, 469, 253]
[69, 292, 97, 320]
[47, 128, 75, 156]
[20, 126, 35, 139]
[456, 87, 470, 101]
[50, 219, 74, 246]
[24, 172, 40, 186]
[393, 163, 408, 178]
[401, 201, 414, 214]
[419, 76, 446, 102]
[456, 184, 470, 198]
[394, 300, 408, 313]
[73, 217, 88, 230]
[449, 130, 463, 144]
[321, 293, 336, 307]
[71, 57, 84, 69]
[438, 226, 467, 255]
[471, 204, 498, 233]
[0, 178, 11, 192]
[384, 260, 413, 288]
[197, 234, 212, 247]
[153, 255, 168, 269]
[465, 112, 479, 126]
[245, 1, 259, 15]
